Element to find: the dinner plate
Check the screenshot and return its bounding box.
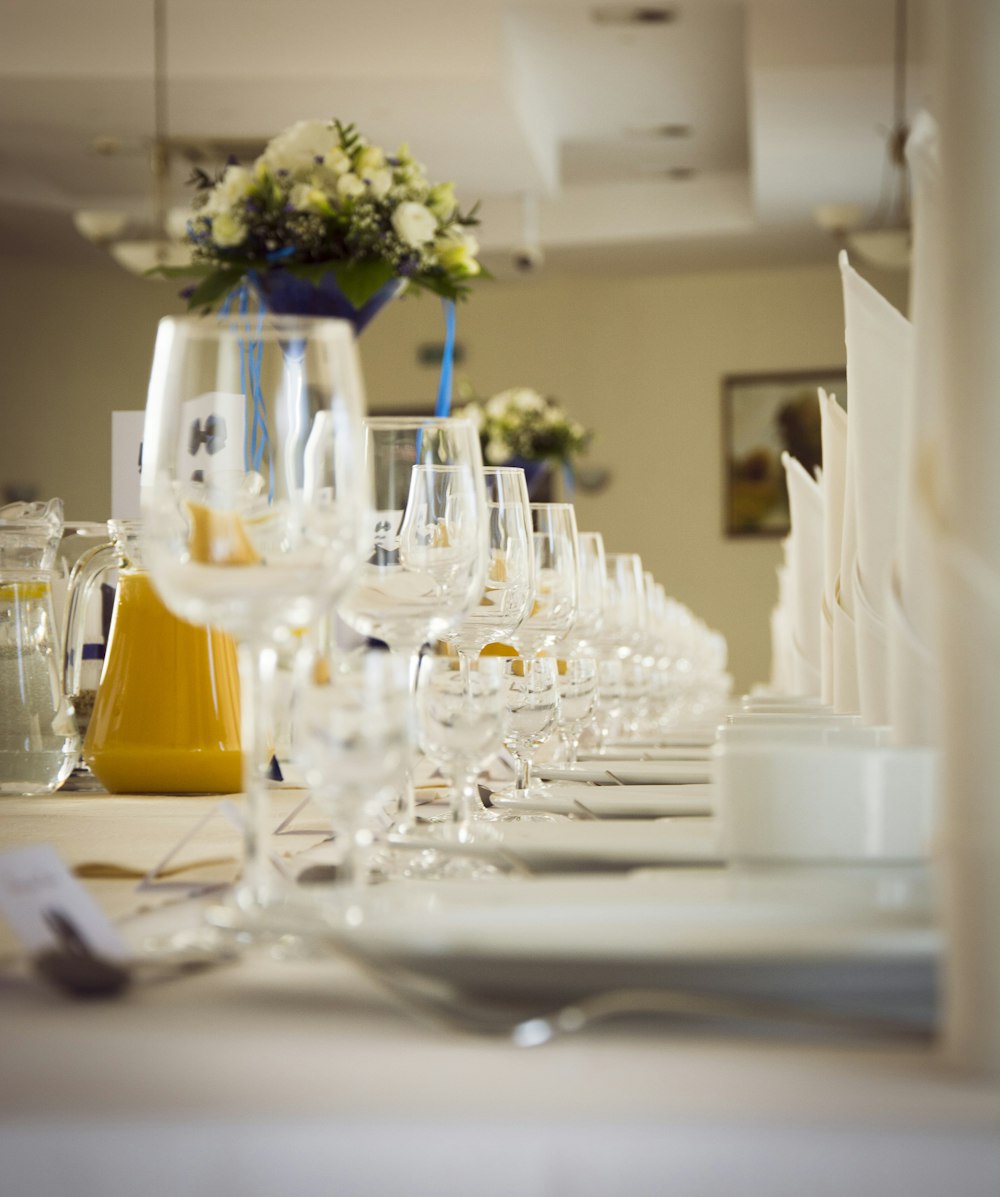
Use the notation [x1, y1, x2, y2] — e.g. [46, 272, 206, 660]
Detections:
[536, 760, 714, 785]
[391, 818, 724, 874]
[577, 745, 713, 762]
[274, 870, 937, 1029]
[489, 782, 715, 819]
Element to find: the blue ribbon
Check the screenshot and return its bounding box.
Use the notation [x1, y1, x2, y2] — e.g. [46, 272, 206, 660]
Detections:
[221, 284, 273, 500]
[435, 298, 456, 417]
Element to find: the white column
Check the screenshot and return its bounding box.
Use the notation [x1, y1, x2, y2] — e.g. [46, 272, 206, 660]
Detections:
[934, 0, 1000, 1075]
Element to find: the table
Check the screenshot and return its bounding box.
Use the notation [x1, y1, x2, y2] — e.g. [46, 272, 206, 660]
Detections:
[2, 791, 999, 1196]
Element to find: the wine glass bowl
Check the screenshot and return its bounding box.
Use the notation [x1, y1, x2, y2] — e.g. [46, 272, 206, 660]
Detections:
[510, 503, 579, 660]
[141, 312, 367, 910]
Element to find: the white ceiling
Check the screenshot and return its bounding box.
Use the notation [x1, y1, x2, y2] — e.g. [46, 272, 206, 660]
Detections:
[0, 0, 930, 278]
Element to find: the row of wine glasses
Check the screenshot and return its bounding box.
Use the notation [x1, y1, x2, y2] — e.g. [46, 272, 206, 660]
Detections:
[138, 312, 730, 914]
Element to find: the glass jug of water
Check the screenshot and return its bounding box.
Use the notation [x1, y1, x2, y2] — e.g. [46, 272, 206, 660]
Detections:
[0, 499, 79, 794]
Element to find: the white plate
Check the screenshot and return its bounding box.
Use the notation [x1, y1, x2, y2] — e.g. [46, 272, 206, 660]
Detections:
[577, 746, 713, 762]
[536, 760, 714, 785]
[490, 782, 715, 819]
[277, 871, 937, 1028]
[392, 818, 724, 873]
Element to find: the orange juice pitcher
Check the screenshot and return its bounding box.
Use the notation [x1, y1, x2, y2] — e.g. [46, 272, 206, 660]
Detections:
[64, 520, 241, 793]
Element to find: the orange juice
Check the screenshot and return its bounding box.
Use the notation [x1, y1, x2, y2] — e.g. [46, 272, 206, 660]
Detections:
[84, 570, 242, 794]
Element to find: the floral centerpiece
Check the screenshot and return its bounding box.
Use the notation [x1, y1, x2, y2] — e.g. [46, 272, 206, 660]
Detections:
[458, 386, 592, 491]
[168, 118, 483, 329]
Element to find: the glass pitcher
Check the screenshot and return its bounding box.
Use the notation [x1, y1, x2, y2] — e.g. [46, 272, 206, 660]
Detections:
[0, 499, 79, 794]
[64, 520, 242, 794]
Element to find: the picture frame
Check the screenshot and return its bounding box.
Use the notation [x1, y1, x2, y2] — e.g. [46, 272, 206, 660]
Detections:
[721, 368, 847, 538]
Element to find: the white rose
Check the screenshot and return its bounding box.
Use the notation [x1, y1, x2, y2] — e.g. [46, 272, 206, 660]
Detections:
[336, 173, 366, 199]
[391, 201, 437, 247]
[485, 437, 510, 465]
[363, 167, 393, 199]
[263, 119, 340, 176]
[204, 164, 255, 216]
[211, 212, 246, 247]
[486, 393, 510, 418]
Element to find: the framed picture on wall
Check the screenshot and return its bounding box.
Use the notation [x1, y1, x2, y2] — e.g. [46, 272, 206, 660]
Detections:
[721, 368, 847, 538]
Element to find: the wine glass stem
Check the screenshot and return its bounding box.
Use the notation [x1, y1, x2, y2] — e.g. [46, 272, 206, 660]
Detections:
[236, 637, 279, 910]
[513, 750, 533, 802]
[452, 769, 481, 841]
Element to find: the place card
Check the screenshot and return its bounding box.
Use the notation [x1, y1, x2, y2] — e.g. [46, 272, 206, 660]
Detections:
[139, 799, 246, 892]
[0, 843, 129, 959]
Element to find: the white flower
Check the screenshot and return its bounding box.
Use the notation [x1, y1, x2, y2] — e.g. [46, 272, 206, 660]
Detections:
[363, 167, 393, 199]
[485, 437, 510, 465]
[204, 164, 254, 216]
[434, 227, 480, 276]
[336, 173, 366, 199]
[461, 402, 483, 431]
[427, 182, 457, 220]
[262, 119, 341, 176]
[289, 183, 326, 213]
[211, 212, 246, 247]
[391, 201, 437, 247]
[356, 144, 385, 174]
[485, 393, 509, 418]
[510, 387, 545, 413]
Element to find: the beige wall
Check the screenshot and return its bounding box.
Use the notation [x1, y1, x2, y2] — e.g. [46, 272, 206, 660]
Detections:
[0, 253, 906, 692]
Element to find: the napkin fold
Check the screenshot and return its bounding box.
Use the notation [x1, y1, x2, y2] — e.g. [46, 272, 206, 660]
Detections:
[819, 389, 848, 703]
[782, 451, 823, 696]
[839, 251, 914, 619]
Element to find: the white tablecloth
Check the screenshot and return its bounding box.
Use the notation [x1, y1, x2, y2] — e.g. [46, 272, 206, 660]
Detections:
[2, 792, 999, 1197]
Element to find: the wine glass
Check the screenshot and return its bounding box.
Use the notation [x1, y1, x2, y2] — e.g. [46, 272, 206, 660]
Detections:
[337, 417, 487, 830]
[601, 552, 647, 659]
[509, 503, 579, 660]
[571, 531, 607, 654]
[446, 466, 535, 663]
[415, 654, 505, 846]
[555, 656, 599, 765]
[338, 418, 488, 677]
[501, 656, 559, 808]
[299, 650, 413, 889]
[141, 313, 366, 913]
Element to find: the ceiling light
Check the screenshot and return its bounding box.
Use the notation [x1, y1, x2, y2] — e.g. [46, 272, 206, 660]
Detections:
[815, 0, 911, 271]
[74, 0, 191, 277]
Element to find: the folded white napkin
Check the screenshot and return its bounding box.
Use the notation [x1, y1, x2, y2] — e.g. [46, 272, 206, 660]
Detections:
[819, 389, 848, 703]
[898, 113, 944, 645]
[887, 563, 939, 747]
[832, 575, 860, 714]
[782, 451, 823, 695]
[852, 559, 890, 726]
[840, 251, 914, 617]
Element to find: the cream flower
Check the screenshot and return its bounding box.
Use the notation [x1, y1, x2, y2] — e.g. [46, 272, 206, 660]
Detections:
[392, 201, 437, 247]
[427, 181, 457, 220]
[356, 144, 385, 174]
[211, 212, 246, 247]
[204, 164, 255, 216]
[262, 119, 341, 175]
[434, 227, 480, 276]
[362, 167, 393, 199]
[336, 173, 366, 199]
[485, 437, 509, 465]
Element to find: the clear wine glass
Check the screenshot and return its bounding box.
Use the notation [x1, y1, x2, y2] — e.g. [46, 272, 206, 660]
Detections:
[446, 466, 535, 664]
[141, 312, 366, 914]
[509, 503, 579, 660]
[337, 416, 488, 831]
[601, 551, 647, 660]
[299, 650, 413, 889]
[500, 656, 559, 808]
[338, 418, 488, 676]
[571, 531, 607, 654]
[415, 654, 504, 846]
[555, 656, 599, 765]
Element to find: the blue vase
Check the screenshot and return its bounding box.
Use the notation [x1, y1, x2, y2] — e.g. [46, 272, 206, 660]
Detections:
[508, 457, 552, 499]
[251, 269, 405, 333]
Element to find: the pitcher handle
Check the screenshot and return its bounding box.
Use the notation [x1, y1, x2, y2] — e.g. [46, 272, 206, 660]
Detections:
[63, 540, 119, 700]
